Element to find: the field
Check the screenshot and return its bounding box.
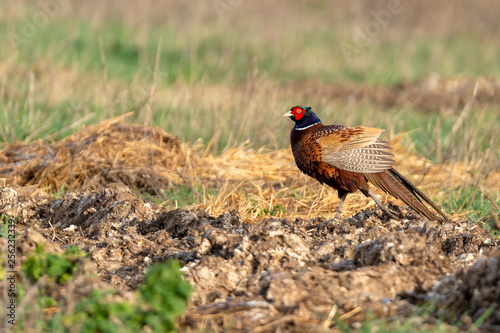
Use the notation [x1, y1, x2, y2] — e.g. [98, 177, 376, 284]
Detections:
[1, 0, 500, 332]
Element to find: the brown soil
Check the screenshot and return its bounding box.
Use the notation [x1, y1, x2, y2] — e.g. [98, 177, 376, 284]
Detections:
[1, 183, 499, 332]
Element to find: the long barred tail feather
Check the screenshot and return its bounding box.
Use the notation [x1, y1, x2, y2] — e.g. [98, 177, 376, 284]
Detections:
[365, 168, 449, 221]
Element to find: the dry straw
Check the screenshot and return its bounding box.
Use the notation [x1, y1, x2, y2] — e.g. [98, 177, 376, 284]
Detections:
[0, 113, 192, 196]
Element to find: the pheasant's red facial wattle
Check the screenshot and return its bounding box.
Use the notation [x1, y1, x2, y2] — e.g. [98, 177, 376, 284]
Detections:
[291, 107, 305, 120]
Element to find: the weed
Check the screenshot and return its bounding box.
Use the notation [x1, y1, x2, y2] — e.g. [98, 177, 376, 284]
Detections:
[18, 245, 192, 332]
[54, 184, 66, 200]
[22, 244, 87, 284]
[137, 261, 193, 331]
[74, 260, 192, 333]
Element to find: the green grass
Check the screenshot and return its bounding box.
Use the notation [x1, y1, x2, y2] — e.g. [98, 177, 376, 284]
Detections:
[4, 11, 500, 86]
[445, 186, 500, 224]
[3, 5, 500, 83]
[139, 185, 219, 209]
[389, 106, 499, 164]
[334, 301, 495, 332]
[1, 6, 500, 151]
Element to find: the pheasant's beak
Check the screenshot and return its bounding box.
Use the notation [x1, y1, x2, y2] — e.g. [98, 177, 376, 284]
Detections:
[283, 111, 293, 118]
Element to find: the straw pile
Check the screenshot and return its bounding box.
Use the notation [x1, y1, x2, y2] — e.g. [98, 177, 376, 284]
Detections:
[1, 115, 498, 220]
[0, 113, 194, 196]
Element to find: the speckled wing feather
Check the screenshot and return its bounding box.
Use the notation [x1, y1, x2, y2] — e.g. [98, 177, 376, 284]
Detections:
[316, 126, 394, 173]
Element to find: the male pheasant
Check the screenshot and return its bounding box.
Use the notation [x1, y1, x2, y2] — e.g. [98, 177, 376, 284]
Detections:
[284, 106, 448, 221]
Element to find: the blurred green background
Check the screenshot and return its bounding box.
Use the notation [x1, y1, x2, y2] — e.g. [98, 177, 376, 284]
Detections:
[1, 0, 499, 171]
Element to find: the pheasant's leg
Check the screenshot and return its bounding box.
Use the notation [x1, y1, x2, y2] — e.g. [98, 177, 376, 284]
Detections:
[367, 189, 396, 218]
[333, 191, 348, 220]
[310, 191, 348, 231]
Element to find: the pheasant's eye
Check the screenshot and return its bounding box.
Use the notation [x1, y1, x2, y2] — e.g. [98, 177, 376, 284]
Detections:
[292, 107, 304, 114]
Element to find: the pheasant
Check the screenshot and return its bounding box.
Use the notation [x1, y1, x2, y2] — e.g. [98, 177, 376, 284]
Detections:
[283, 106, 448, 221]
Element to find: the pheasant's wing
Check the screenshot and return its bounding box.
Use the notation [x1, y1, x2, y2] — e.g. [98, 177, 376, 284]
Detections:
[316, 126, 394, 173]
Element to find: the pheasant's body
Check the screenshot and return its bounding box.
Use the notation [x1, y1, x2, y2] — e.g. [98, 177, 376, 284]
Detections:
[291, 124, 375, 194]
[284, 106, 448, 221]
